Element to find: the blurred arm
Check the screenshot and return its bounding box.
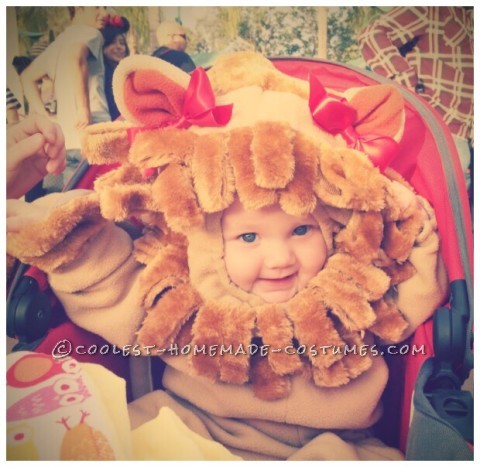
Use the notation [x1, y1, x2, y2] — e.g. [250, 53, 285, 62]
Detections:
[20, 56, 50, 116]
[68, 41, 91, 129]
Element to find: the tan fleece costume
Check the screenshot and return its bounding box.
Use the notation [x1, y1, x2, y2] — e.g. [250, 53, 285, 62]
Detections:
[7, 52, 448, 460]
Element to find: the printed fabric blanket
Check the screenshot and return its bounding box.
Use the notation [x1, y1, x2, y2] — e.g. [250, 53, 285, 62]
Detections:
[6, 351, 240, 460]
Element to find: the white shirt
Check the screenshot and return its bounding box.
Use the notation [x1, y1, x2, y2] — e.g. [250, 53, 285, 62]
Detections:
[39, 24, 111, 150]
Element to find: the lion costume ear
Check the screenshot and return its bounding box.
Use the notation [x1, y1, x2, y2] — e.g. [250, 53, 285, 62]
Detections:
[345, 84, 405, 143]
[113, 54, 190, 126]
[81, 55, 191, 163]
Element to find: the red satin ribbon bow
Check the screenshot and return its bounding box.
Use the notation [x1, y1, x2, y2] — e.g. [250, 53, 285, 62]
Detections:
[309, 73, 399, 171]
[173, 67, 233, 129]
[127, 67, 233, 140]
[309, 73, 356, 134]
[341, 126, 399, 172]
[127, 67, 233, 178]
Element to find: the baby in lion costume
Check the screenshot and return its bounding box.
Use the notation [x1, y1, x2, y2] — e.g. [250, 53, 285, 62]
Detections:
[7, 52, 448, 460]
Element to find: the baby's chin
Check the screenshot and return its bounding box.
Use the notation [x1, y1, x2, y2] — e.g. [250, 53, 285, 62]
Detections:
[256, 288, 298, 304]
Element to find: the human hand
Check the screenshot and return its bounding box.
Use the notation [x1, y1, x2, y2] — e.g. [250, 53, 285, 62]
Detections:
[7, 114, 66, 199]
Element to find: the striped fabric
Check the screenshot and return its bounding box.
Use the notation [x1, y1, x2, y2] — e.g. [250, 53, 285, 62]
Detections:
[29, 36, 49, 58]
[358, 7, 473, 141]
[6, 87, 21, 110]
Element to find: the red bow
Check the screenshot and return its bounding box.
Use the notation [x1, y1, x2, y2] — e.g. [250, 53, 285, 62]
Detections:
[126, 67, 233, 178]
[309, 73, 356, 134]
[341, 127, 399, 172]
[127, 67, 233, 140]
[309, 73, 399, 171]
[173, 67, 233, 129]
[106, 14, 124, 28]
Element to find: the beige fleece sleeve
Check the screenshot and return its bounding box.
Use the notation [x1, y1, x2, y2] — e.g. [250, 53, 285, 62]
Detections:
[49, 222, 146, 347]
[7, 190, 146, 347]
[395, 197, 449, 341]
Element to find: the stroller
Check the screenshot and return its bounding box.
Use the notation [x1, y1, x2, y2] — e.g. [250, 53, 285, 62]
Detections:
[7, 56, 473, 460]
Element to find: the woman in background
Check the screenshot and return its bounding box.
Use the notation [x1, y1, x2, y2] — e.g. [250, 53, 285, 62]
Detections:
[101, 15, 130, 120]
[20, 6, 111, 193]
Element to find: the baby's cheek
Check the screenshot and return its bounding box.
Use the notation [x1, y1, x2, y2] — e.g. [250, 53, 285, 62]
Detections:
[223, 245, 256, 292]
[302, 237, 328, 279]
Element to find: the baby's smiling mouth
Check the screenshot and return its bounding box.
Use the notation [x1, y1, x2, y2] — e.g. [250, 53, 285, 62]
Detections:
[257, 273, 297, 290]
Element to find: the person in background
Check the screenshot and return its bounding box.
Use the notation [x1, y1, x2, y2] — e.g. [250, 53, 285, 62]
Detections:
[152, 20, 196, 73]
[8, 57, 33, 125]
[12, 37, 56, 117]
[101, 14, 130, 120]
[357, 7, 473, 194]
[20, 6, 111, 192]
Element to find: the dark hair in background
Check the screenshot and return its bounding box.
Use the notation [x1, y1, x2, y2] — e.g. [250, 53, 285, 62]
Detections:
[101, 16, 130, 56]
[101, 16, 131, 121]
[12, 56, 32, 74]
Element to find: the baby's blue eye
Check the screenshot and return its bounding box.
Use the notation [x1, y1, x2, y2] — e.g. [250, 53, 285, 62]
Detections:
[293, 225, 310, 236]
[240, 233, 257, 243]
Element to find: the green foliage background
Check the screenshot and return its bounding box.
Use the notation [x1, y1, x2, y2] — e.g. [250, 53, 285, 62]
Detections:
[13, 6, 385, 64]
[14, 6, 150, 55]
[327, 7, 384, 64]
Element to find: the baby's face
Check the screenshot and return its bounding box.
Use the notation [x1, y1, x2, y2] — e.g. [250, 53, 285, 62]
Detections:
[222, 198, 327, 304]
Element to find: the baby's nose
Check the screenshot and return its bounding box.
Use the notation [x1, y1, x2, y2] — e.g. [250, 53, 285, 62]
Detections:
[264, 241, 295, 269]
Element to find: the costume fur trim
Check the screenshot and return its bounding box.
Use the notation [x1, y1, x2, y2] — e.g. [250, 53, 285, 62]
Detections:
[81, 121, 132, 164]
[7, 192, 102, 261]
